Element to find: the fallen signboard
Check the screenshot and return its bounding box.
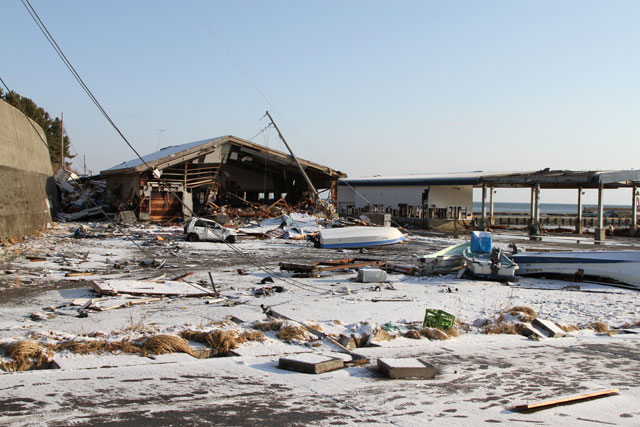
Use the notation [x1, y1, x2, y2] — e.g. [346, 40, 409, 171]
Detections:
[92, 279, 216, 297]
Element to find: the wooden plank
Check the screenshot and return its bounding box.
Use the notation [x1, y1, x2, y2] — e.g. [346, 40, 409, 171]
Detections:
[318, 258, 356, 265]
[96, 297, 163, 311]
[170, 272, 194, 281]
[65, 271, 95, 277]
[511, 389, 619, 412]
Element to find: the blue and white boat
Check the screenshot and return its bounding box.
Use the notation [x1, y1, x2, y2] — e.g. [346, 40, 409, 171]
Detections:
[463, 247, 519, 281]
[461, 231, 518, 281]
[315, 226, 407, 249]
[511, 250, 640, 288]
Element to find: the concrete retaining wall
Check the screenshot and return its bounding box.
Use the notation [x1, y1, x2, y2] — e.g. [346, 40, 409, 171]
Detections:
[0, 100, 55, 239]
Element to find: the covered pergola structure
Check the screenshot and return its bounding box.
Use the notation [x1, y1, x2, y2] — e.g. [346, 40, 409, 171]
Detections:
[478, 169, 640, 242]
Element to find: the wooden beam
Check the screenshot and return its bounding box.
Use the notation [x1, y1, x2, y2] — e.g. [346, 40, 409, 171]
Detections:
[511, 389, 619, 412]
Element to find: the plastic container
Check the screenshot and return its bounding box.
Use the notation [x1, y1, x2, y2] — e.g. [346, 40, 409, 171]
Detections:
[470, 231, 492, 254]
[423, 309, 455, 330]
[357, 268, 388, 283]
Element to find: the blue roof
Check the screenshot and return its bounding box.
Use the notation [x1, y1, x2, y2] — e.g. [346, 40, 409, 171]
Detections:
[103, 137, 223, 172]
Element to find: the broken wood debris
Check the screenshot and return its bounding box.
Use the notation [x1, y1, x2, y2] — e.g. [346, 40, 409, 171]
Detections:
[207, 271, 218, 295]
[261, 305, 368, 366]
[65, 271, 96, 277]
[170, 272, 194, 282]
[279, 258, 386, 277]
[382, 263, 420, 275]
[69, 296, 164, 312]
[511, 389, 619, 412]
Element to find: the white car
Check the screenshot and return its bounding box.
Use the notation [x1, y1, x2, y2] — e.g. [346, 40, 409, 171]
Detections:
[184, 217, 236, 243]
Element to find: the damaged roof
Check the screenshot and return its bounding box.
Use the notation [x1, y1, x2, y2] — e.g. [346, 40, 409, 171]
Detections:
[101, 135, 345, 178]
[478, 169, 640, 189]
[340, 169, 640, 189]
[339, 172, 512, 187]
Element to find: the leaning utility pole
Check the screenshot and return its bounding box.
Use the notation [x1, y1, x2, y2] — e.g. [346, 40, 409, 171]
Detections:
[265, 111, 319, 202]
[60, 112, 64, 169]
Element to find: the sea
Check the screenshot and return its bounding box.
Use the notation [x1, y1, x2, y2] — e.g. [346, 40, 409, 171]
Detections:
[472, 202, 632, 215]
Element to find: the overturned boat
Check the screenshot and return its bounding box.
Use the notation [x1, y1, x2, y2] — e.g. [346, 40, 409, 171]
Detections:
[417, 242, 469, 275]
[313, 226, 407, 249]
[511, 250, 640, 288]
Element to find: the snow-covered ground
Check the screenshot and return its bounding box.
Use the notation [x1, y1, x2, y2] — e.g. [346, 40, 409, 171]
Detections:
[1, 222, 639, 426]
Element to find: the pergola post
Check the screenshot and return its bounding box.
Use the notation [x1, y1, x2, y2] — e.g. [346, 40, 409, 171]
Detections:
[534, 184, 540, 233]
[631, 186, 638, 237]
[530, 184, 541, 238]
[489, 187, 494, 226]
[481, 185, 487, 230]
[595, 184, 605, 243]
[576, 187, 583, 234]
[529, 187, 535, 226]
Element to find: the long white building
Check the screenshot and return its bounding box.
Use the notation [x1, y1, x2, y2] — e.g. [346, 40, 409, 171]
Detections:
[337, 172, 487, 220]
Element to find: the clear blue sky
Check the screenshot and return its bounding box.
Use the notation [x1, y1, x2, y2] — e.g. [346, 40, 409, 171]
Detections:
[2, 1, 639, 204]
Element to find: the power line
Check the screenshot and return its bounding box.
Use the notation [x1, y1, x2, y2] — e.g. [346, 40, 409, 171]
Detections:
[184, 0, 328, 165]
[20, 0, 154, 174]
[18, 1, 339, 293]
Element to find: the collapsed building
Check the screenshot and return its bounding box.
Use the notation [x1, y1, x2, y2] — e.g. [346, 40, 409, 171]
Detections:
[100, 135, 346, 222]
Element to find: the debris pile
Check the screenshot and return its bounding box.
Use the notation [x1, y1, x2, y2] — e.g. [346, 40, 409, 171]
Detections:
[55, 169, 108, 222]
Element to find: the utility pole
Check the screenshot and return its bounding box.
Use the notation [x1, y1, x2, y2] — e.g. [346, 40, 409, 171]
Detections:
[265, 111, 319, 202]
[60, 112, 64, 169]
[156, 129, 166, 151]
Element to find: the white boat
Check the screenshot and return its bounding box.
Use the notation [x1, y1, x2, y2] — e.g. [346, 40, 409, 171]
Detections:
[463, 247, 519, 281]
[511, 250, 640, 288]
[417, 242, 469, 275]
[314, 226, 407, 249]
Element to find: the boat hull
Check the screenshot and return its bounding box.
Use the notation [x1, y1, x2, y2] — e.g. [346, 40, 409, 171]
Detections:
[418, 242, 469, 275]
[512, 251, 640, 287]
[318, 226, 407, 249]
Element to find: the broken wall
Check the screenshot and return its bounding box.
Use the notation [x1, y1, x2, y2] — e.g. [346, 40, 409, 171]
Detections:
[0, 100, 55, 239]
[105, 173, 140, 208]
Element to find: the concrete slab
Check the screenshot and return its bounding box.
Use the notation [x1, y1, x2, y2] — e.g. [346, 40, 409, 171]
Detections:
[377, 358, 436, 379]
[521, 323, 546, 339]
[532, 318, 566, 338]
[278, 354, 344, 374]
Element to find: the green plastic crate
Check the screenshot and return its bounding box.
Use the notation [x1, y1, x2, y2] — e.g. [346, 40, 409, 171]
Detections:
[423, 309, 455, 330]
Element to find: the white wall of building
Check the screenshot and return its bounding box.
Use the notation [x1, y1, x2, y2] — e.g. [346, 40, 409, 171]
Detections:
[354, 186, 424, 209]
[337, 185, 355, 205]
[337, 183, 474, 217]
[428, 186, 473, 211]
